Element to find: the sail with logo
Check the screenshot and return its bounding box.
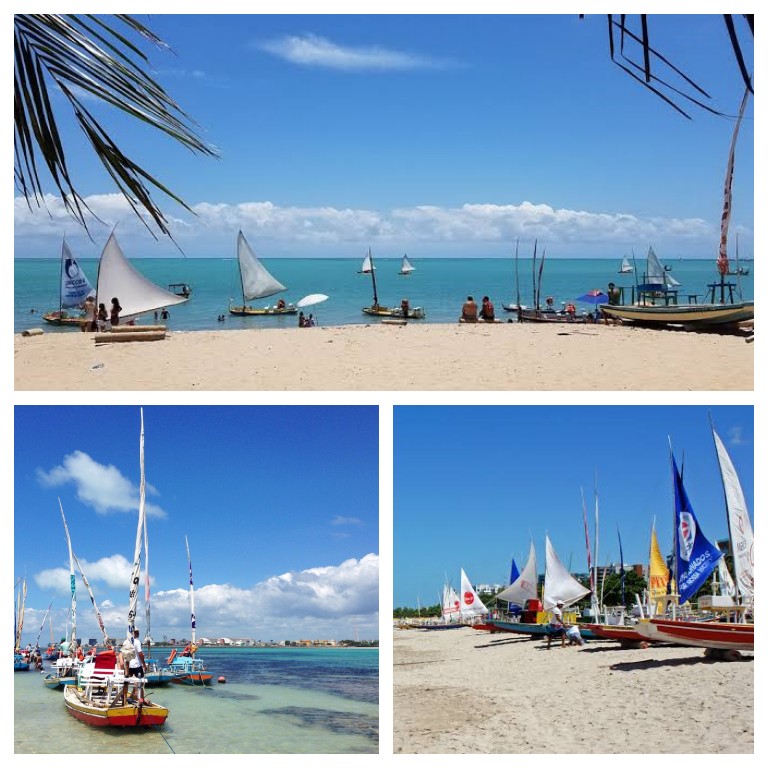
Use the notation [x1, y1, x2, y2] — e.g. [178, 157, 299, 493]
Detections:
[43, 239, 97, 326]
[671, 451, 722, 605]
[459, 568, 488, 620]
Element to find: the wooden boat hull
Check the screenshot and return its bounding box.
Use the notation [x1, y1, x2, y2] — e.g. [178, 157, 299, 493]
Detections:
[647, 618, 754, 651]
[171, 671, 214, 685]
[599, 301, 754, 327]
[43, 673, 77, 689]
[580, 623, 656, 645]
[42, 311, 85, 327]
[362, 306, 425, 319]
[506, 307, 588, 324]
[63, 685, 168, 727]
[485, 620, 598, 640]
[229, 305, 297, 316]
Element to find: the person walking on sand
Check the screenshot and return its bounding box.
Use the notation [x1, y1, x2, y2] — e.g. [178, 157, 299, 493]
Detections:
[546, 601, 567, 650]
[110, 297, 122, 327]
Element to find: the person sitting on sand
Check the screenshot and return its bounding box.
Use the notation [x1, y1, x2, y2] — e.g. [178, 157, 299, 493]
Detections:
[461, 296, 478, 322]
[479, 296, 495, 322]
[298, 311, 306, 328]
[306, 314, 315, 327]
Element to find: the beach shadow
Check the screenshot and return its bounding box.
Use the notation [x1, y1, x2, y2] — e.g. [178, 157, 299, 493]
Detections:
[610, 654, 754, 672]
[474, 637, 536, 649]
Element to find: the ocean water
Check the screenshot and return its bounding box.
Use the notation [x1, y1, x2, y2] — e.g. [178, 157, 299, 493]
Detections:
[14, 256, 753, 334]
[14, 647, 378, 754]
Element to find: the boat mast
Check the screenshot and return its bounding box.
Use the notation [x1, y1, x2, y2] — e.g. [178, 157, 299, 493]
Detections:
[186, 535, 197, 651]
[514, 238, 521, 309]
[58, 498, 77, 651]
[368, 248, 379, 306]
[127, 409, 145, 639]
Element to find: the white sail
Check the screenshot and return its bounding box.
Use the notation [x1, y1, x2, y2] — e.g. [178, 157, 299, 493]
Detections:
[15, 578, 27, 651]
[459, 568, 488, 617]
[619, 257, 633, 274]
[97, 233, 188, 319]
[127, 409, 145, 637]
[237, 231, 287, 301]
[714, 542, 737, 599]
[442, 584, 461, 622]
[58, 498, 77, 650]
[494, 541, 538, 605]
[712, 427, 754, 600]
[60, 240, 95, 309]
[543, 534, 590, 609]
[400, 254, 415, 274]
[73, 552, 110, 645]
[646, 246, 680, 288]
[360, 252, 375, 274]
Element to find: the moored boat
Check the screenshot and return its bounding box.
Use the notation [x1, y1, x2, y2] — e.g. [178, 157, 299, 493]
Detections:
[42, 239, 95, 327]
[359, 249, 425, 319]
[229, 231, 297, 316]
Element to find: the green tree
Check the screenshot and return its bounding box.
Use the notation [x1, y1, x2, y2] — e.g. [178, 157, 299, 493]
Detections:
[14, 14, 217, 240]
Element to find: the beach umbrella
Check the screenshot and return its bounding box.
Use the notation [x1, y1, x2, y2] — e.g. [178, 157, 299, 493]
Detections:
[576, 289, 609, 306]
[296, 293, 329, 326]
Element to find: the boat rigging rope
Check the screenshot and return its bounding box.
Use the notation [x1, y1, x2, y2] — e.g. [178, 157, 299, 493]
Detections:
[152, 723, 176, 753]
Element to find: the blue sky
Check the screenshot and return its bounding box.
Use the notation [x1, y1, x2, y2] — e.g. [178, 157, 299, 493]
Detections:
[13, 13, 754, 261]
[393, 405, 753, 608]
[14, 406, 379, 644]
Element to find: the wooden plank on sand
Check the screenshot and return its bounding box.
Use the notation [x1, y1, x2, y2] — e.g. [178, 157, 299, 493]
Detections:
[109, 325, 167, 333]
[94, 331, 167, 343]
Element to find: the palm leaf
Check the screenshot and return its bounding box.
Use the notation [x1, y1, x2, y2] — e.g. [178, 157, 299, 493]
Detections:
[14, 14, 218, 240]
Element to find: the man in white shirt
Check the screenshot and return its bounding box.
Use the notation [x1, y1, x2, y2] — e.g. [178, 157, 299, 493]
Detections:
[546, 601, 567, 650]
[126, 629, 146, 702]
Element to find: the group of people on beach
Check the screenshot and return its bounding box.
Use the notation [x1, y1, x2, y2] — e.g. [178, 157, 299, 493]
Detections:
[298, 312, 316, 327]
[545, 600, 585, 649]
[460, 295, 496, 322]
[80, 295, 122, 332]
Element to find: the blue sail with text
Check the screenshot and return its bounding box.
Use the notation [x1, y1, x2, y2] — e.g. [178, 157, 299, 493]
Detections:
[671, 453, 722, 605]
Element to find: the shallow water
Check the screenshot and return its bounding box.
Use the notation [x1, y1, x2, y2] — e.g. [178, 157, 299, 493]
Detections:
[14, 647, 378, 754]
[15, 256, 753, 333]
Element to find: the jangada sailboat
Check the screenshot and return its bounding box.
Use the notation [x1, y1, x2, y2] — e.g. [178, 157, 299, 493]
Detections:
[63, 410, 169, 727]
[399, 254, 415, 275]
[359, 248, 425, 319]
[618, 256, 634, 274]
[600, 87, 754, 329]
[229, 231, 297, 316]
[43, 239, 96, 327]
[168, 536, 214, 684]
[96, 232, 188, 324]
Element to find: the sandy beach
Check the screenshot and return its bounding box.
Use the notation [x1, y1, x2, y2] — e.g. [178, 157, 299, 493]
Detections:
[393, 626, 754, 754]
[14, 323, 753, 391]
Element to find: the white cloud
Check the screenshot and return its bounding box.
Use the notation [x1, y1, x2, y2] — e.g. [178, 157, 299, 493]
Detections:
[14, 193, 731, 257]
[258, 34, 451, 71]
[37, 450, 166, 518]
[727, 426, 745, 446]
[331, 515, 363, 526]
[34, 554, 133, 594]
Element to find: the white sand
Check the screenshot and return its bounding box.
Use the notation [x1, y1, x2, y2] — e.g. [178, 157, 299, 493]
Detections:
[14, 323, 753, 391]
[393, 626, 754, 754]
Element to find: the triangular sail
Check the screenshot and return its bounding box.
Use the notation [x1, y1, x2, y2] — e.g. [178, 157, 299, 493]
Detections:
[509, 558, 520, 586]
[237, 231, 287, 302]
[712, 427, 754, 601]
[15, 578, 27, 651]
[359, 248, 379, 305]
[58, 498, 77, 651]
[495, 541, 537, 606]
[671, 451, 722, 605]
[60, 239, 95, 309]
[543, 535, 590, 609]
[459, 568, 488, 617]
[646, 247, 680, 288]
[97, 233, 188, 319]
[648, 525, 670, 614]
[619, 257, 633, 274]
[400, 255, 415, 274]
[127, 409, 146, 638]
[441, 584, 461, 622]
[718, 87, 750, 276]
[714, 542, 737, 598]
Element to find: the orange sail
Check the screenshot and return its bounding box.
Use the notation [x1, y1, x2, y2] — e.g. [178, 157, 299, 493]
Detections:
[648, 527, 670, 614]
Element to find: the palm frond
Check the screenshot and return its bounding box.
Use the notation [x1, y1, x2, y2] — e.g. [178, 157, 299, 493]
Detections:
[14, 14, 218, 240]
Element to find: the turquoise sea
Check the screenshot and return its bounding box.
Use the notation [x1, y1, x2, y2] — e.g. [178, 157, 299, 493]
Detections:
[14, 256, 753, 334]
[14, 646, 378, 754]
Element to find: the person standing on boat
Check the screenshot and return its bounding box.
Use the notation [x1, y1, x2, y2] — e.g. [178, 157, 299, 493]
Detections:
[607, 282, 621, 306]
[110, 297, 122, 327]
[126, 629, 146, 702]
[401, 298, 410, 318]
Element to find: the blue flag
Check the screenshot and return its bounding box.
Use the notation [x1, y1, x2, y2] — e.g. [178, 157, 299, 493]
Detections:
[617, 526, 625, 607]
[671, 453, 722, 604]
[509, 558, 520, 586]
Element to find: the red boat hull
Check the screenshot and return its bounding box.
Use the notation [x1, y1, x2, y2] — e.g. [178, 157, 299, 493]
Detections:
[581, 624, 656, 644]
[649, 619, 754, 651]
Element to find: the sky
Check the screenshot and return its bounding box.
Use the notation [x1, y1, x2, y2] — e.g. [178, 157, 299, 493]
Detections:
[12, 13, 755, 261]
[393, 405, 753, 608]
[14, 406, 379, 645]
